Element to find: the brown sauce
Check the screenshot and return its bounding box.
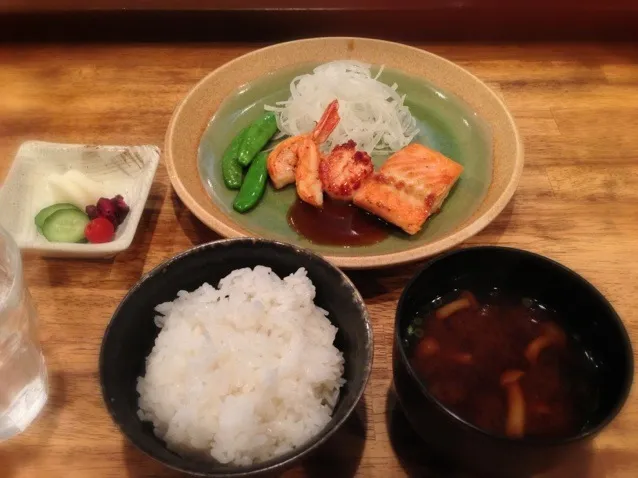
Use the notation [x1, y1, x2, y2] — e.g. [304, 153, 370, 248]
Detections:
[287, 197, 390, 246]
[407, 289, 600, 438]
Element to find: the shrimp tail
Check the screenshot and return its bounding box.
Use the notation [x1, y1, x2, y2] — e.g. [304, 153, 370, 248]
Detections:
[311, 99, 340, 144]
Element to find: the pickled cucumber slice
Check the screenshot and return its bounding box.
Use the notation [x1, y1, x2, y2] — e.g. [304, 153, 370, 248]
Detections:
[41, 208, 89, 243]
[35, 203, 81, 229]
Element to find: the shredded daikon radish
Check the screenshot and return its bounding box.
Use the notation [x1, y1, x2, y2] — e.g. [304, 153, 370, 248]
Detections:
[264, 61, 419, 154]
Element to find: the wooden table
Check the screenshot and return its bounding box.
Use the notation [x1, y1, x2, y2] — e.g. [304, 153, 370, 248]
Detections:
[1, 42, 637, 478]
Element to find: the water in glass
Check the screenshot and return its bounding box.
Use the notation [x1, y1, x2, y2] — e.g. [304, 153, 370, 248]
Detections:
[0, 226, 48, 441]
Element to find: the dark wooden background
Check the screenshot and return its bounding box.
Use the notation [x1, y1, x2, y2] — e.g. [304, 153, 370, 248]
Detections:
[1, 0, 638, 42]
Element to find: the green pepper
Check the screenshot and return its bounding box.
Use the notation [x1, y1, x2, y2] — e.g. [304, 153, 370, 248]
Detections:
[233, 151, 268, 213]
[221, 127, 249, 189]
[237, 112, 278, 167]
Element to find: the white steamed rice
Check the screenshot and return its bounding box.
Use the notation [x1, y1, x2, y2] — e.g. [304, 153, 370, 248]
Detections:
[136, 266, 345, 466]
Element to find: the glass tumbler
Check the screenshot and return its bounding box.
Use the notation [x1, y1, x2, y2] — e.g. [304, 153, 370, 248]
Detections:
[0, 225, 48, 441]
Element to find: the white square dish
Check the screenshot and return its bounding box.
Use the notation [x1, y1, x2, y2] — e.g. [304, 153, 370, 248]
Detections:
[0, 141, 160, 258]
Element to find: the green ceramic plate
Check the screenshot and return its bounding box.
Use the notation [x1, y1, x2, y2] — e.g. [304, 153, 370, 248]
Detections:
[198, 63, 492, 258]
[166, 38, 523, 269]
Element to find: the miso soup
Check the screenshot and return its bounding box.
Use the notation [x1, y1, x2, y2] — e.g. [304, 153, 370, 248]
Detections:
[406, 289, 600, 438]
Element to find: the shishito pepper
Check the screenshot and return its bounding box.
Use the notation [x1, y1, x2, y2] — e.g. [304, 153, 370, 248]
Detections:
[237, 112, 278, 167]
[233, 151, 269, 213]
[221, 127, 248, 189]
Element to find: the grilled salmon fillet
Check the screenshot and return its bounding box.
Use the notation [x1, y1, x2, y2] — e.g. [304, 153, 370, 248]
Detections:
[353, 144, 463, 234]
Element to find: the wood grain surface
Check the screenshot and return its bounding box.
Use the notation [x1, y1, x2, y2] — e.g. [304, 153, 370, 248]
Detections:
[1, 42, 637, 478]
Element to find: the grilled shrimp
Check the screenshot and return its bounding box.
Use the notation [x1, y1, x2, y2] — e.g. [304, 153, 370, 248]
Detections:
[266, 100, 340, 200]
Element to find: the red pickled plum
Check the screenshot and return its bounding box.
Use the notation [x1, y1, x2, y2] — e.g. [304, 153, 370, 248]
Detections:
[97, 197, 118, 226]
[85, 204, 99, 220]
[111, 195, 130, 224]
